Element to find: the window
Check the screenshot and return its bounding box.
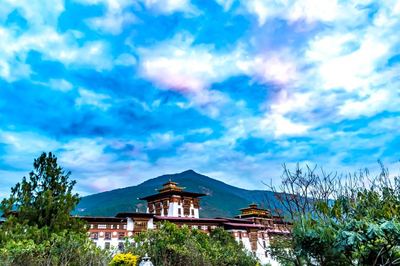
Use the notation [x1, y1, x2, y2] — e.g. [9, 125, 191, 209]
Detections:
[211, 225, 217, 230]
[263, 240, 267, 249]
[192, 225, 198, 229]
[105, 232, 111, 240]
[201, 225, 208, 231]
[191, 209, 194, 216]
[116, 224, 120, 229]
[123, 225, 127, 229]
[118, 232, 125, 240]
[98, 224, 107, 229]
[90, 224, 94, 229]
[90, 232, 98, 240]
[104, 242, 110, 249]
[118, 242, 124, 251]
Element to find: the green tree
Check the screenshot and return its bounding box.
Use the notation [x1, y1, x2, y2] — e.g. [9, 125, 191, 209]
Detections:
[126, 222, 258, 266]
[1, 152, 83, 233]
[0, 226, 110, 266]
[0, 152, 110, 266]
[267, 163, 400, 266]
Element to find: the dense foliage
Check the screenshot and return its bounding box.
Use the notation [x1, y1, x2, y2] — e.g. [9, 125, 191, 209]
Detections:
[126, 221, 259, 266]
[0, 152, 110, 266]
[0, 226, 110, 266]
[1, 152, 84, 232]
[267, 164, 400, 266]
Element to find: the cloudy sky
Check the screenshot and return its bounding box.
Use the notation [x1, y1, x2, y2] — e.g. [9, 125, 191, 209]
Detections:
[1, 0, 400, 196]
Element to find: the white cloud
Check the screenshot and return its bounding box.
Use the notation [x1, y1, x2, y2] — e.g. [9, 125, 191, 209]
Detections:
[215, 0, 234, 11]
[307, 32, 389, 92]
[81, 0, 137, 34]
[242, 0, 369, 26]
[238, 53, 298, 85]
[243, 0, 284, 26]
[75, 88, 112, 110]
[287, 0, 340, 23]
[260, 114, 310, 137]
[60, 138, 109, 168]
[251, 0, 400, 127]
[1, 0, 65, 27]
[48, 79, 74, 92]
[138, 32, 300, 113]
[143, 0, 199, 15]
[139, 33, 242, 92]
[87, 11, 136, 35]
[146, 131, 184, 149]
[0, 130, 59, 154]
[0, 1, 114, 82]
[338, 89, 392, 118]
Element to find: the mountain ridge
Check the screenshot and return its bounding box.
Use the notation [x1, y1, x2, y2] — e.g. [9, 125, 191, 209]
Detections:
[76, 170, 280, 218]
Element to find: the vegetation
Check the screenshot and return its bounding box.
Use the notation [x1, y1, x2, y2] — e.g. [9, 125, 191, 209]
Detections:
[5, 152, 400, 266]
[266, 163, 400, 266]
[0, 153, 259, 266]
[109, 253, 139, 266]
[0, 152, 110, 266]
[125, 221, 259, 266]
[1, 152, 84, 232]
[0, 227, 109, 266]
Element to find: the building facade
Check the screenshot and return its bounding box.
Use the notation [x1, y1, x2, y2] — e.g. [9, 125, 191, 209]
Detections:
[82, 181, 290, 265]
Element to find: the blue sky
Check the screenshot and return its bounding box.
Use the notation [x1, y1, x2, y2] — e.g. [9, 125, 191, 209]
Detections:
[1, 0, 400, 197]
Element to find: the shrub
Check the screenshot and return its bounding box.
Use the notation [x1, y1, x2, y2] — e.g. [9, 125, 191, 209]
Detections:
[126, 222, 258, 266]
[109, 253, 139, 266]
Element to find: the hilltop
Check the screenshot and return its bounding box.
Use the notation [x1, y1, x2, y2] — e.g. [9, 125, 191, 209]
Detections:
[76, 170, 280, 218]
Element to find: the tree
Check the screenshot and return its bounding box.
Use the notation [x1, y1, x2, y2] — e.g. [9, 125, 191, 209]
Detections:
[1, 152, 83, 233]
[266, 163, 400, 266]
[125, 222, 258, 266]
[0, 226, 111, 266]
[0, 152, 110, 266]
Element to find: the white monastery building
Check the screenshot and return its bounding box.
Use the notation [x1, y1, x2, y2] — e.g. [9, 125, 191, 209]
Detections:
[82, 181, 291, 265]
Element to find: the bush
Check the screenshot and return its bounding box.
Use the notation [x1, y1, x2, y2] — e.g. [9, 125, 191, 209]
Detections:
[125, 222, 258, 266]
[0, 226, 111, 266]
[109, 253, 139, 266]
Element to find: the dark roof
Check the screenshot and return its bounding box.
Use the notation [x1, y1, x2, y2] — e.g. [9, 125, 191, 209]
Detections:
[238, 213, 272, 218]
[140, 190, 206, 201]
[115, 212, 155, 218]
[239, 206, 269, 211]
[215, 217, 254, 224]
[223, 222, 266, 229]
[76, 216, 127, 222]
[154, 216, 226, 223]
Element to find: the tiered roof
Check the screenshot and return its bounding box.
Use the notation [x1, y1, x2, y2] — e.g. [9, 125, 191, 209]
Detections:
[139, 180, 206, 201]
[238, 203, 271, 218]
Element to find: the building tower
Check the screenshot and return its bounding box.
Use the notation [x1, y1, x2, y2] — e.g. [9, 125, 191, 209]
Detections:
[238, 203, 271, 218]
[140, 181, 205, 218]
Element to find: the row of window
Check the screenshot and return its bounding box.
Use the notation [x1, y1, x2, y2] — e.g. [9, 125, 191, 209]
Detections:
[177, 208, 195, 216]
[90, 224, 127, 230]
[234, 232, 269, 239]
[90, 232, 125, 240]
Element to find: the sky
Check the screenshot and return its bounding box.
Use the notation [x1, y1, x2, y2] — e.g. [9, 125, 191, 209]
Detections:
[1, 0, 400, 197]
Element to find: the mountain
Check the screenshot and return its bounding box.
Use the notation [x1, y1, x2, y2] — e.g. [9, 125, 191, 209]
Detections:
[75, 170, 280, 218]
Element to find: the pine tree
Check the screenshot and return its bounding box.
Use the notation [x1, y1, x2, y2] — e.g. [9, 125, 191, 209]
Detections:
[1, 152, 84, 233]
